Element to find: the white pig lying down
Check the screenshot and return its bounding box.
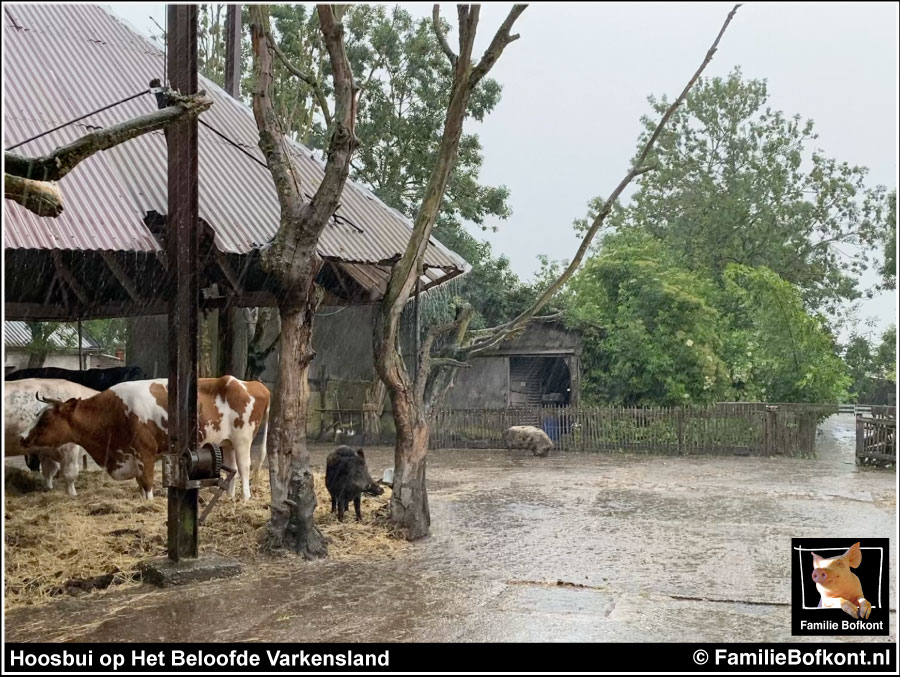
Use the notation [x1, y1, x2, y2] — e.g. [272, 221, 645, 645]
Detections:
[5, 379, 96, 496]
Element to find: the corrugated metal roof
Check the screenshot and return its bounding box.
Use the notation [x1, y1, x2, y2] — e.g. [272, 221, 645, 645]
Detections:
[4, 320, 100, 350]
[3, 3, 468, 276]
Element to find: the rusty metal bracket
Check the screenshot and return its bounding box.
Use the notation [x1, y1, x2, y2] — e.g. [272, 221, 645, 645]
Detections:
[198, 464, 237, 526]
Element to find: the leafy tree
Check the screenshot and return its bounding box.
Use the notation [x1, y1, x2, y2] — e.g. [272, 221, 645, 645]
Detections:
[721, 265, 850, 403]
[24, 322, 68, 369]
[192, 4, 524, 328]
[879, 190, 896, 290]
[83, 319, 127, 355]
[567, 231, 729, 405]
[610, 69, 892, 315]
[842, 326, 895, 404]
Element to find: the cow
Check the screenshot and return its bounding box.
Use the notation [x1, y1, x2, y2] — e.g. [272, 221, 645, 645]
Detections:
[5, 379, 97, 496]
[20, 376, 270, 501]
[5, 365, 146, 391]
[6, 366, 146, 472]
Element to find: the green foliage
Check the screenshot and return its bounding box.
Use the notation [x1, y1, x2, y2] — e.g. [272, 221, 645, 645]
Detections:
[880, 190, 896, 291]
[24, 322, 67, 368]
[611, 68, 892, 314]
[844, 325, 896, 404]
[82, 319, 127, 354]
[193, 4, 525, 328]
[567, 231, 730, 406]
[720, 265, 850, 403]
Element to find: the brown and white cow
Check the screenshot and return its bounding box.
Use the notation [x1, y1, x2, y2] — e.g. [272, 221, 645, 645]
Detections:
[5, 378, 96, 496]
[21, 376, 270, 500]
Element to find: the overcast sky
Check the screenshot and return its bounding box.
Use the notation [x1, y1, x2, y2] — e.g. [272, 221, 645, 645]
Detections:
[108, 2, 898, 339]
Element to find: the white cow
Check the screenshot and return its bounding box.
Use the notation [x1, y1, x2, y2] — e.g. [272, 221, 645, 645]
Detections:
[5, 379, 96, 496]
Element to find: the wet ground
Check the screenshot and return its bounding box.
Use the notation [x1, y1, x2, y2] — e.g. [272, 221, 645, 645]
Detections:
[4, 415, 896, 642]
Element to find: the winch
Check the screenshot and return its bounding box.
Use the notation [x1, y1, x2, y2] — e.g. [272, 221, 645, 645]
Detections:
[163, 442, 236, 525]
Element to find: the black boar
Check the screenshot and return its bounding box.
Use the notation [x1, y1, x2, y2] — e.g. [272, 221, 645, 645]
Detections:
[325, 446, 384, 522]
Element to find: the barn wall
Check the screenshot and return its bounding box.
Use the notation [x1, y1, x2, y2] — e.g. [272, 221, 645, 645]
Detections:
[4, 348, 88, 372]
[444, 357, 509, 409]
[489, 322, 581, 356]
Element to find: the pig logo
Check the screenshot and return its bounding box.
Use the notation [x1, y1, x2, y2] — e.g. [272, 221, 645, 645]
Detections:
[810, 542, 871, 619]
[792, 537, 889, 636]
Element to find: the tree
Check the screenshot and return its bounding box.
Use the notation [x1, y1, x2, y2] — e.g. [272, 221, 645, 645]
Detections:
[608, 69, 892, 315]
[24, 322, 69, 369]
[374, 4, 741, 539]
[567, 231, 729, 406]
[879, 190, 896, 291]
[248, 4, 358, 558]
[721, 265, 850, 403]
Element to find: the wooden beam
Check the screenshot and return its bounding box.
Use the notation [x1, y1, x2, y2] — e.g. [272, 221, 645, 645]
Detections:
[51, 251, 90, 307]
[100, 251, 144, 303]
[215, 248, 243, 295]
[5, 300, 168, 321]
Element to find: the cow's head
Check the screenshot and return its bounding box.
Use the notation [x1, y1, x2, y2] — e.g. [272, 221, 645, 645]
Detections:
[21, 393, 80, 448]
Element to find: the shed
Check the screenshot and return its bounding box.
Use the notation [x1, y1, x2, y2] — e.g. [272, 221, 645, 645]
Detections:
[443, 322, 583, 410]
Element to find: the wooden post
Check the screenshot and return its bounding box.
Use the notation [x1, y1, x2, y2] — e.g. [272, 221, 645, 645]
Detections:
[224, 5, 242, 99]
[166, 4, 200, 563]
[856, 414, 864, 464]
[765, 405, 778, 457]
[77, 317, 84, 370]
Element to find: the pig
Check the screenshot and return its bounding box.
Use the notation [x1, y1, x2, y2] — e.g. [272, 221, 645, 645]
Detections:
[503, 425, 553, 457]
[811, 542, 871, 619]
[325, 446, 385, 522]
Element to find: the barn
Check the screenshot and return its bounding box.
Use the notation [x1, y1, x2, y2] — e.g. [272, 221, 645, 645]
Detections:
[3, 3, 468, 426]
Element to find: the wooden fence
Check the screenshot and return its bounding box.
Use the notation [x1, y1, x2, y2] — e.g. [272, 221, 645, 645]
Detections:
[430, 403, 820, 458]
[856, 406, 896, 466]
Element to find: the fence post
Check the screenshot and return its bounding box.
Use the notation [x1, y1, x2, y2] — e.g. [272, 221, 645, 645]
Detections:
[855, 414, 864, 464]
[676, 408, 685, 455]
[765, 405, 778, 457]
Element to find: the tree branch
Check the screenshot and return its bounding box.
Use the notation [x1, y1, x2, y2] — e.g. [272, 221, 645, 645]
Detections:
[4, 91, 212, 183]
[468, 4, 741, 356]
[4, 91, 211, 218]
[432, 5, 457, 67]
[271, 39, 333, 128]
[469, 4, 527, 88]
[4, 174, 62, 217]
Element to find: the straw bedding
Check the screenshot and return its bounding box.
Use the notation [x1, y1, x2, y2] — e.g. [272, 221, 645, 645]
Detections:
[4, 464, 404, 610]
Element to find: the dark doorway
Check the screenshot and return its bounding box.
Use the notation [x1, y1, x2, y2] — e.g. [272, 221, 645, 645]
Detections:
[508, 356, 572, 407]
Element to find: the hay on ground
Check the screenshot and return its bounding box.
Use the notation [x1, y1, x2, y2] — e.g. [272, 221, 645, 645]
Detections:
[4, 464, 403, 610]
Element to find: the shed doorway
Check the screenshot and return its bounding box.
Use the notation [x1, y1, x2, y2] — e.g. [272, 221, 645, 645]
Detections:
[508, 356, 572, 407]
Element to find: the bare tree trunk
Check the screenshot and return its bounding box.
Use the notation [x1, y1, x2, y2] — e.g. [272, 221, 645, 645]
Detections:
[249, 4, 358, 557]
[373, 4, 741, 541]
[375, 5, 527, 539]
[266, 281, 326, 557]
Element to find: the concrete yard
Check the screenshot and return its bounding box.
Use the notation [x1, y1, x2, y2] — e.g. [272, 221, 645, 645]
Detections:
[4, 415, 896, 643]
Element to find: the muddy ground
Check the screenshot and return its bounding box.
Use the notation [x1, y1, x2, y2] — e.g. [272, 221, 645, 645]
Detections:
[4, 415, 896, 642]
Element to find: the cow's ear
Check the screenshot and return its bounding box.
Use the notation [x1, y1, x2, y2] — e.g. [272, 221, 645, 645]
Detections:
[356, 448, 365, 459]
[61, 398, 79, 413]
[844, 542, 862, 568]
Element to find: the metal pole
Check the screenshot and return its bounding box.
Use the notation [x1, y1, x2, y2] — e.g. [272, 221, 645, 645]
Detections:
[166, 4, 200, 562]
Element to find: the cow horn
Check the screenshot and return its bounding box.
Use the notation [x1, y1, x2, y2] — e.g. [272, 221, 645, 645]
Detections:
[36, 392, 63, 406]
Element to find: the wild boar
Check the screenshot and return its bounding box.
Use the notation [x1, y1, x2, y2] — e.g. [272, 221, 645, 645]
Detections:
[503, 425, 553, 457]
[811, 542, 871, 619]
[325, 446, 384, 522]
